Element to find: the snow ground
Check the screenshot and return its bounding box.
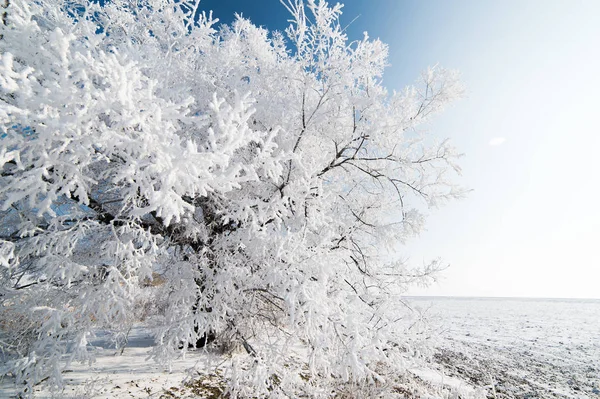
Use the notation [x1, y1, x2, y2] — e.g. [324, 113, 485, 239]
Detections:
[1, 297, 598, 398]
[0, 327, 477, 399]
[0, 327, 227, 399]
[411, 297, 600, 399]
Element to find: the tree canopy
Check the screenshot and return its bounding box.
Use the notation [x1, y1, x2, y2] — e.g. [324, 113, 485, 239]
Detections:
[0, 0, 465, 396]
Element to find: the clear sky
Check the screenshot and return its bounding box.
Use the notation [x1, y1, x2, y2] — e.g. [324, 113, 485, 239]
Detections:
[198, 0, 600, 299]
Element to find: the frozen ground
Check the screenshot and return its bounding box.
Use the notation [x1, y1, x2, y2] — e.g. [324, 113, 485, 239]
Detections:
[0, 326, 478, 399]
[1, 297, 597, 398]
[410, 297, 600, 399]
[0, 327, 228, 399]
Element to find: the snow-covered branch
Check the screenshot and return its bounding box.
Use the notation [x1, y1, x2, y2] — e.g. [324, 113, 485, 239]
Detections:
[0, 1, 465, 397]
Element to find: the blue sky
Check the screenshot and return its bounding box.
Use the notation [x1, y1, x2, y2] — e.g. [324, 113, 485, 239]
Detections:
[197, 0, 600, 299]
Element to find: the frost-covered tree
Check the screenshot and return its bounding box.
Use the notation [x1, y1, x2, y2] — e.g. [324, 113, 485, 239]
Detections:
[0, 0, 465, 396]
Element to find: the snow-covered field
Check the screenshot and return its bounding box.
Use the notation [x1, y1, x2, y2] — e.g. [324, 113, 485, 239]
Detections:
[0, 327, 229, 399]
[2, 297, 598, 398]
[411, 297, 600, 399]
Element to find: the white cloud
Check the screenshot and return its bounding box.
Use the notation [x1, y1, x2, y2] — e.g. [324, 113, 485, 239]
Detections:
[489, 137, 506, 146]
